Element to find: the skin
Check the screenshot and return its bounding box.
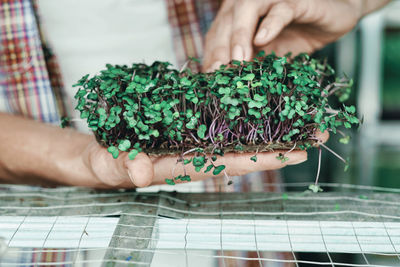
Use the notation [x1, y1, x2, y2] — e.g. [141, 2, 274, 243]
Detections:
[203, 0, 391, 72]
[0, 113, 328, 188]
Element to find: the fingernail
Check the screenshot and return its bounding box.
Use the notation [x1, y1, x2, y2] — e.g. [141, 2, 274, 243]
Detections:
[211, 61, 222, 71]
[288, 156, 307, 165]
[232, 45, 244, 61]
[255, 28, 268, 42]
[294, 158, 307, 164]
[127, 170, 135, 185]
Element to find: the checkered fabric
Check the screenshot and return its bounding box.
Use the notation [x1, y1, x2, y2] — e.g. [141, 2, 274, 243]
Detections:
[166, 0, 221, 71]
[0, 0, 67, 124]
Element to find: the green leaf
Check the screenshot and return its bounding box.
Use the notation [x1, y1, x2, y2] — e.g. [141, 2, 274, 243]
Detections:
[250, 155, 257, 162]
[73, 74, 89, 87]
[221, 95, 239, 106]
[128, 149, 139, 160]
[204, 164, 214, 173]
[60, 117, 70, 128]
[253, 94, 265, 102]
[248, 100, 263, 109]
[186, 116, 198, 129]
[319, 123, 328, 133]
[80, 110, 89, 119]
[314, 111, 323, 123]
[216, 75, 230, 85]
[107, 146, 119, 159]
[276, 153, 289, 163]
[180, 77, 192, 86]
[193, 156, 205, 167]
[197, 124, 207, 139]
[218, 87, 231, 95]
[176, 175, 191, 182]
[273, 60, 284, 74]
[228, 107, 240, 120]
[242, 73, 255, 81]
[308, 184, 323, 193]
[150, 129, 160, 137]
[235, 144, 243, 151]
[345, 105, 356, 114]
[87, 93, 98, 100]
[344, 163, 349, 172]
[248, 108, 261, 119]
[339, 136, 350, 144]
[191, 97, 199, 104]
[118, 139, 131, 151]
[213, 165, 225, 175]
[165, 179, 175, 185]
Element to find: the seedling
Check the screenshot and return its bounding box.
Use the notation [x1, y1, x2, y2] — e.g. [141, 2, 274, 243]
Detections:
[71, 52, 359, 185]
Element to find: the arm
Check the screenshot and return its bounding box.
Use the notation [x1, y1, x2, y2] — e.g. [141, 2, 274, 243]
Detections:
[0, 113, 314, 188]
[0, 113, 105, 187]
[203, 0, 391, 71]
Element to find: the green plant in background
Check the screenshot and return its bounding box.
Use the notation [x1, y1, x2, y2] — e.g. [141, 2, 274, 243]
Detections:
[69, 52, 359, 186]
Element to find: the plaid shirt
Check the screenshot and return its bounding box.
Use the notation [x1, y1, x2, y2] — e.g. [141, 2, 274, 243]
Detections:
[0, 0, 67, 124]
[0, 1, 287, 266]
[0, 0, 219, 123]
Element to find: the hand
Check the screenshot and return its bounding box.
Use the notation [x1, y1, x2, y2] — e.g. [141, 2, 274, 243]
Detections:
[82, 130, 329, 188]
[0, 113, 328, 189]
[203, 0, 363, 71]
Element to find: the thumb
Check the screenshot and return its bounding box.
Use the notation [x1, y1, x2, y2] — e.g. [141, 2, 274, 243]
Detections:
[123, 152, 154, 188]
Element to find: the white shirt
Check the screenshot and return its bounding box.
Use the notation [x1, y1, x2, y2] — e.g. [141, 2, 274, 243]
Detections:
[37, 0, 177, 132]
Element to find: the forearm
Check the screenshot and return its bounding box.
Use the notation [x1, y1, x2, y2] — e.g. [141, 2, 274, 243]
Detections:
[0, 113, 96, 186]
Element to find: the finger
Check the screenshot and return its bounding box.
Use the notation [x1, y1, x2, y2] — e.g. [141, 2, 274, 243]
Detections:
[222, 150, 307, 176]
[230, 1, 264, 61]
[253, 2, 295, 47]
[86, 143, 132, 187]
[202, 3, 234, 72]
[256, 26, 317, 56]
[314, 129, 330, 145]
[124, 153, 154, 188]
[151, 150, 307, 184]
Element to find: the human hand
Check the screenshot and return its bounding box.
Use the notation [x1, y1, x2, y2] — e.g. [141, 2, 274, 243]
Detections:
[0, 113, 328, 189]
[203, 0, 363, 71]
[82, 130, 329, 188]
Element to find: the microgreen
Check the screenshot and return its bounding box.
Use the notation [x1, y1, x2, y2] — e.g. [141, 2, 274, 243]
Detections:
[212, 165, 226, 175]
[73, 52, 359, 186]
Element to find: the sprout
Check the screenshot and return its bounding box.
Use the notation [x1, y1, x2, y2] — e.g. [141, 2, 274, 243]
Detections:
[72, 52, 360, 185]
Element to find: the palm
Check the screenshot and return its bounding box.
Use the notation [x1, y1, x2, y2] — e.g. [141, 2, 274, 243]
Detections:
[83, 131, 328, 188]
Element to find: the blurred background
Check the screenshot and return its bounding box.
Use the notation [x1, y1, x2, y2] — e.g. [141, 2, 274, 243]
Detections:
[282, 0, 400, 192]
